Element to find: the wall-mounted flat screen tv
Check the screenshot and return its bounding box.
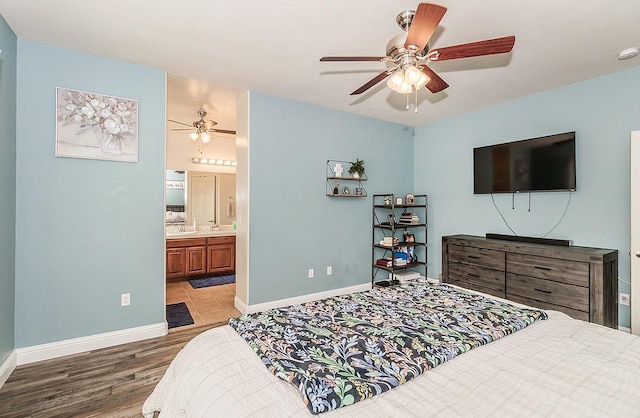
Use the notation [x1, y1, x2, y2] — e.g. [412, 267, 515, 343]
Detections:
[473, 131, 576, 194]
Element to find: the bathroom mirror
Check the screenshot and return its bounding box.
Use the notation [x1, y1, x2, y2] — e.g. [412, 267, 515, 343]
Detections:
[165, 170, 236, 226]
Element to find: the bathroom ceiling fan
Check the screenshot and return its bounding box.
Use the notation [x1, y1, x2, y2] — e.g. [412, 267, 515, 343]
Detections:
[320, 2, 515, 96]
[168, 108, 236, 144]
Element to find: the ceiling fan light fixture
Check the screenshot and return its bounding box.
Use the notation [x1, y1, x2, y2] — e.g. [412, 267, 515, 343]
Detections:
[415, 72, 430, 90]
[404, 65, 422, 84]
[169, 108, 236, 150]
[387, 70, 405, 92]
[319, 3, 517, 106]
[386, 67, 423, 94]
[399, 80, 412, 94]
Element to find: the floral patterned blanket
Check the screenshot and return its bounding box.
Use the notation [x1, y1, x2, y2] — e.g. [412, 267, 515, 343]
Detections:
[228, 280, 547, 414]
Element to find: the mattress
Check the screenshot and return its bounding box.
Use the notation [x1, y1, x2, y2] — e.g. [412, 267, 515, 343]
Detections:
[143, 300, 640, 417]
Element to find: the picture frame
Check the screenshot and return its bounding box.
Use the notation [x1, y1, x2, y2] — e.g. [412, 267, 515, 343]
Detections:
[395, 196, 403, 205]
[55, 87, 138, 162]
[405, 193, 415, 205]
[355, 187, 364, 196]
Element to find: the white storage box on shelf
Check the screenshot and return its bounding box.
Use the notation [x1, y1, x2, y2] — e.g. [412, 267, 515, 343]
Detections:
[389, 270, 421, 284]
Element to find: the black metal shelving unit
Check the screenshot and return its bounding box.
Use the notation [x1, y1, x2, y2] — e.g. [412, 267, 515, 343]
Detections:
[372, 194, 427, 287]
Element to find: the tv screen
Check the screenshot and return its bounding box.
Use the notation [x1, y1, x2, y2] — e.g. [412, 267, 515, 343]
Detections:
[473, 131, 576, 194]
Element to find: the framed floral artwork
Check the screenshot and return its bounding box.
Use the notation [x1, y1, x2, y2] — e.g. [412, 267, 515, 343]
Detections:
[55, 87, 138, 162]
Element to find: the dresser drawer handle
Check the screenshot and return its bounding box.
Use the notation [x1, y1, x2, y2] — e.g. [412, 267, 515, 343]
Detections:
[467, 255, 480, 259]
[534, 288, 552, 294]
[467, 273, 480, 278]
[534, 266, 551, 271]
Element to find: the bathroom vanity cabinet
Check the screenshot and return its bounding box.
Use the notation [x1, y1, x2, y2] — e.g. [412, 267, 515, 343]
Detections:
[207, 236, 235, 275]
[166, 235, 236, 280]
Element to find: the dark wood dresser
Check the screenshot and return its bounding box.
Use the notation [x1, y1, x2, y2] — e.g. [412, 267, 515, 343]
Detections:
[442, 234, 618, 328]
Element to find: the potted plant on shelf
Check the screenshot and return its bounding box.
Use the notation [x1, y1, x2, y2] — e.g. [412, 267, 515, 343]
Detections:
[348, 159, 365, 179]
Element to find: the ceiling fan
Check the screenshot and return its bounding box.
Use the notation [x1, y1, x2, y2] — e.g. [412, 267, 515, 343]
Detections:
[168, 108, 236, 144]
[320, 3, 515, 100]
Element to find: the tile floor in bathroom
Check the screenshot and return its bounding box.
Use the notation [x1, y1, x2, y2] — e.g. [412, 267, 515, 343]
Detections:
[166, 279, 242, 332]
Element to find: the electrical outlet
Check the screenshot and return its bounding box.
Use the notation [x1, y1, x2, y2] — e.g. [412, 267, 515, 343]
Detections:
[121, 293, 130, 306]
[620, 293, 630, 306]
[327, 266, 332, 275]
[308, 269, 314, 278]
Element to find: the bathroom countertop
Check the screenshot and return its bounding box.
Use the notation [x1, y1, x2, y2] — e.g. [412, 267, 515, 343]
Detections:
[166, 227, 236, 239]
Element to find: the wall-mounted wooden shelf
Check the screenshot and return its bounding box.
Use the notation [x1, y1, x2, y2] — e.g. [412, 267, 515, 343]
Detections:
[326, 160, 367, 198]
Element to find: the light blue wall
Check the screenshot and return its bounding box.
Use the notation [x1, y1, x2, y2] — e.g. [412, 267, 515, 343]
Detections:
[414, 66, 640, 328]
[15, 40, 166, 347]
[248, 93, 414, 304]
[0, 14, 17, 364]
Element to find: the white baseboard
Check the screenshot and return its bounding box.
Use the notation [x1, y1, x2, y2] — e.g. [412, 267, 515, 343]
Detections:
[0, 350, 17, 389]
[234, 295, 248, 314]
[235, 283, 373, 315]
[16, 322, 167, 366]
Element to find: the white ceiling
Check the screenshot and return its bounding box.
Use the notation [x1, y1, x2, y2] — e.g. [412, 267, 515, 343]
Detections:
[2, 0, 640, 129]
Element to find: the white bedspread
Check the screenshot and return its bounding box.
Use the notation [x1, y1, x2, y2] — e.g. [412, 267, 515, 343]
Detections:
[143, 310, 640, 417]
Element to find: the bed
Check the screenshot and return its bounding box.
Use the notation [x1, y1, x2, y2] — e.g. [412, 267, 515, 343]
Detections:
[143, 280, 640, 417]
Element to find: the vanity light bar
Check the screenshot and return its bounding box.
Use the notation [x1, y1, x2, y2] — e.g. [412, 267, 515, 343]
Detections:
[191, 157, 237, 166]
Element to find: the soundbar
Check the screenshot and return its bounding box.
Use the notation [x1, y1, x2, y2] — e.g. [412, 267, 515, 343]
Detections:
[485, 233, 570, 247]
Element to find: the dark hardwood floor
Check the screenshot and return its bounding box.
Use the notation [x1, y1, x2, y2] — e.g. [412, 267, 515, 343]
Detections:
[0, 321, 227, 417]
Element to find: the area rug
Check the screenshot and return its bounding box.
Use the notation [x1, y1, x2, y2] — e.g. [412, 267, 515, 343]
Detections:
[188, 274, 236, 289]
[166, 302, 194, 329]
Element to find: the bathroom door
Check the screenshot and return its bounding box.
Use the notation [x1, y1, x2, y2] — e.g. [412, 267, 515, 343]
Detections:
[188, 173, 216, 225]
[630, 131, 640, 335]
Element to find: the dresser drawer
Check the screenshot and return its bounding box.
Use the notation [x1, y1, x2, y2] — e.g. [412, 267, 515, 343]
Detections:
[507, 253, 589, 287]
[448, 244, 505, 271]
[506, 273, 589, 312]
[448, 262, 505, 292]
[448, 279, 506, 299]
[507, 294, 590, 322]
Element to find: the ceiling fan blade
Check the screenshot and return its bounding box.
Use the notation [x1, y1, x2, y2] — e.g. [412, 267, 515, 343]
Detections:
[167, 119, 193, 127]
[419, 65, 449, 93]
[209, 129, 236, 135]
[431, 36, 515, 61]
[404, 3, 447, 51]
[320, 56, 386, 62]
[170, 128, 194, 131]
[350, 71, 390, 95]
